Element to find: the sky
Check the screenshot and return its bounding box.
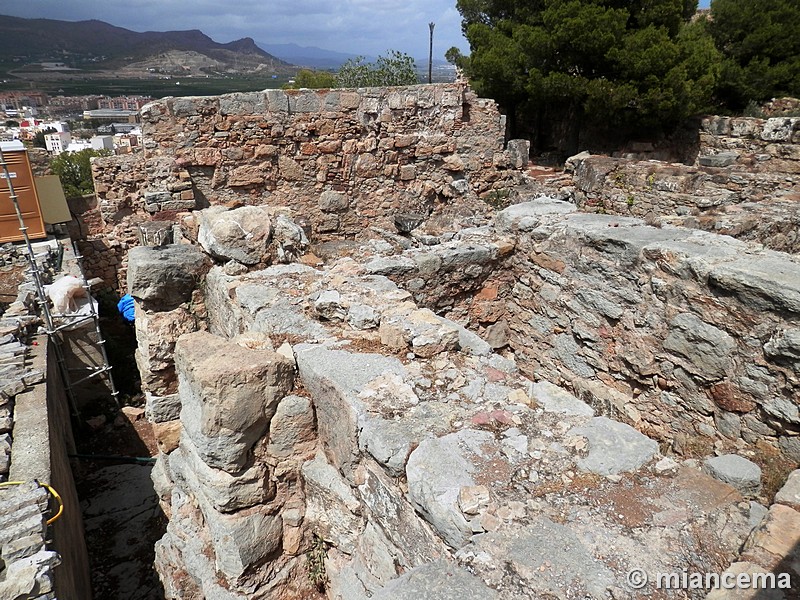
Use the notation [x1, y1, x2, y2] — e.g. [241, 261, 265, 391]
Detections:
[1, 0, 713, 60]
[1, 0, 469, 60]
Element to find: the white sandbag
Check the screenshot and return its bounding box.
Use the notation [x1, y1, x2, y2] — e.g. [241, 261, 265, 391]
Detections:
[46, 276, 87, 314]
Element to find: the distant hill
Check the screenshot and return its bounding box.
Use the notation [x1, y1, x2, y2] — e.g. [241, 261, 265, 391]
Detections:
[0, 15, 293, 76]
[259, 43, 368, 69]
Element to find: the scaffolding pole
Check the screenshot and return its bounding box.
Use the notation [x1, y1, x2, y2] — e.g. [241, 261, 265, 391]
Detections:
[0, 144, 119, 419]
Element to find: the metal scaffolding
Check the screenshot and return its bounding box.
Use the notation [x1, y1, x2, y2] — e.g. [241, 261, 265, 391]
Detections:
[0, 144, 119, 418]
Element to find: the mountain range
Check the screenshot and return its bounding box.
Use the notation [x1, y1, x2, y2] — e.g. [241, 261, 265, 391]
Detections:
[0, 15, 293, 76]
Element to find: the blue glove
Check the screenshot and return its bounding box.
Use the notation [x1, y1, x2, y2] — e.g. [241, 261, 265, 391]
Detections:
[117, 294, 136, 322]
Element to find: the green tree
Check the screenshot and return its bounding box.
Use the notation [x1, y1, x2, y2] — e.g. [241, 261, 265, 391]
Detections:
[51, 148, 110, 198]
[284, 69, 337, 89]
[709, 0, 800, 110]
[336, 50, 419, 87]
[456, 0, 721, 151]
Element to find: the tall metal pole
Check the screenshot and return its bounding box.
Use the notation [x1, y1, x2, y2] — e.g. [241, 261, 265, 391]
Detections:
[0, 144, 80, 418]
[428, 22, 435, 84]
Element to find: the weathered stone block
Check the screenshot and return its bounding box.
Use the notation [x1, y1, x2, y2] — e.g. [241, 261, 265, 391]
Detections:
[175, 331, 295, 472]
[197, 206, 272, 265]
[127, 245, 211, 310]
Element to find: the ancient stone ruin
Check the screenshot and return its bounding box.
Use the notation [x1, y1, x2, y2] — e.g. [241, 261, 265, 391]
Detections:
[79, 84, 800, 598]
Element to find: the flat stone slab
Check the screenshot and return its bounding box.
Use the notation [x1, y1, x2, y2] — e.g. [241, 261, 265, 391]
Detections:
[372, 562, 497, 600]
[495, 198, 576, 233]
[704, 454, 762, 497]
[406, 429, 498, 548]
[568, 416, 659, 476]
[530, 381, 594, 417]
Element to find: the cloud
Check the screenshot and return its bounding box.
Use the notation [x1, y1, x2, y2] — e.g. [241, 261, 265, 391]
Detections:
[1, 0, 469, 59]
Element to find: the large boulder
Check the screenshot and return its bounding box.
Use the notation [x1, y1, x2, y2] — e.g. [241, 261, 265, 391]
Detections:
[127, 245, 211, 310]
[197, 206, 273, 265]
[175, 331, 295, 472]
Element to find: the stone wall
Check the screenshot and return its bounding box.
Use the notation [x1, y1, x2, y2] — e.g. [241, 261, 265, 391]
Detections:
[90, 83, 529, 293]
[127, 222, 778, 598]
[567, 116, 800, 252]
[479, 199, 800, 460]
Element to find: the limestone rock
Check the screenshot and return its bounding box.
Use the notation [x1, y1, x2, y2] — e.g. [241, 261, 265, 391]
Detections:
[319, 191, 350, 213]
[295, 344, 405, 474]
[175, 331, 295, 473]
[127, 245, 211, 310]
[569, 416, 659, 476]
[663, 313, 735, 381]
[372, 562, 498, 599]
[197, 206, 273, 265]
[703, 454, 762, 496]
[169, 437, 271, 513]
[698, 152, 738, 167]
[531, 381, 595, 417]
[272, 214, 309, 263]
[266, 395, 316, 459]
[301, 453, 362, 553]
[495, 198, 575, 233]
[774, 469, 800, 510]
[471, 519, 614, 599]
[406, 429, 498, 548]
[379, 308, 460, 358]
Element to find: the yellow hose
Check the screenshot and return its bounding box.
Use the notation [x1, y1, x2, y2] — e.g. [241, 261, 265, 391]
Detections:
[0, 480, 64, 524]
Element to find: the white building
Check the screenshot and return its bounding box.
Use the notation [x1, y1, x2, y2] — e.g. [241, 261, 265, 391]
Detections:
[90, 135, 114, 151]
[44, 131, 72, 155]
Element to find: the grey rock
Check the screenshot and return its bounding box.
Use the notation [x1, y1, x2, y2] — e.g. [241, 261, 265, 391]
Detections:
[779, 436, 800, 462]
[473, 518, 614, 599]
[358, 463, 447, 568]
[703, 454, 762, 496]
[406, 429, 498, 548]
[365, 256, 417, 276]
[506, 138, 530, 169]
[359, 418, 418, 476]
[175, 331, 295, 473]
[145, 392, 181, 423]
[347, 303, 380, 330]
[319, 191, 350, 213]
[454, 324, 492, 356]
[169, 438, 270, 513]
[218, 92, 267, 115]
[663, 313, 735, 381]
[266, 395, 315, 458]
[301, 453, 362, 552]
[761, 117, 799, 142]
[295, 344, 405, 474]
[484, 320, 510, 349]
[272, 214, 309, 263]
[200, 498, 282, 581]
[495, 198, 576, 233]
[698, 152, 738, 167]
[531, 381, 594, 417]
[709, 257, 800, 314]
[575, 289, 624, 320]
[314, 290, 347, 321]
[764, 328, 800, 362]
[749, 501, 768, 530]
[372, 562, 497, 600]
[127, 245, 211, 310]
[774, 469, 800, 509]
[197, 206, 273, 265]
[569, 416, 659, 475]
